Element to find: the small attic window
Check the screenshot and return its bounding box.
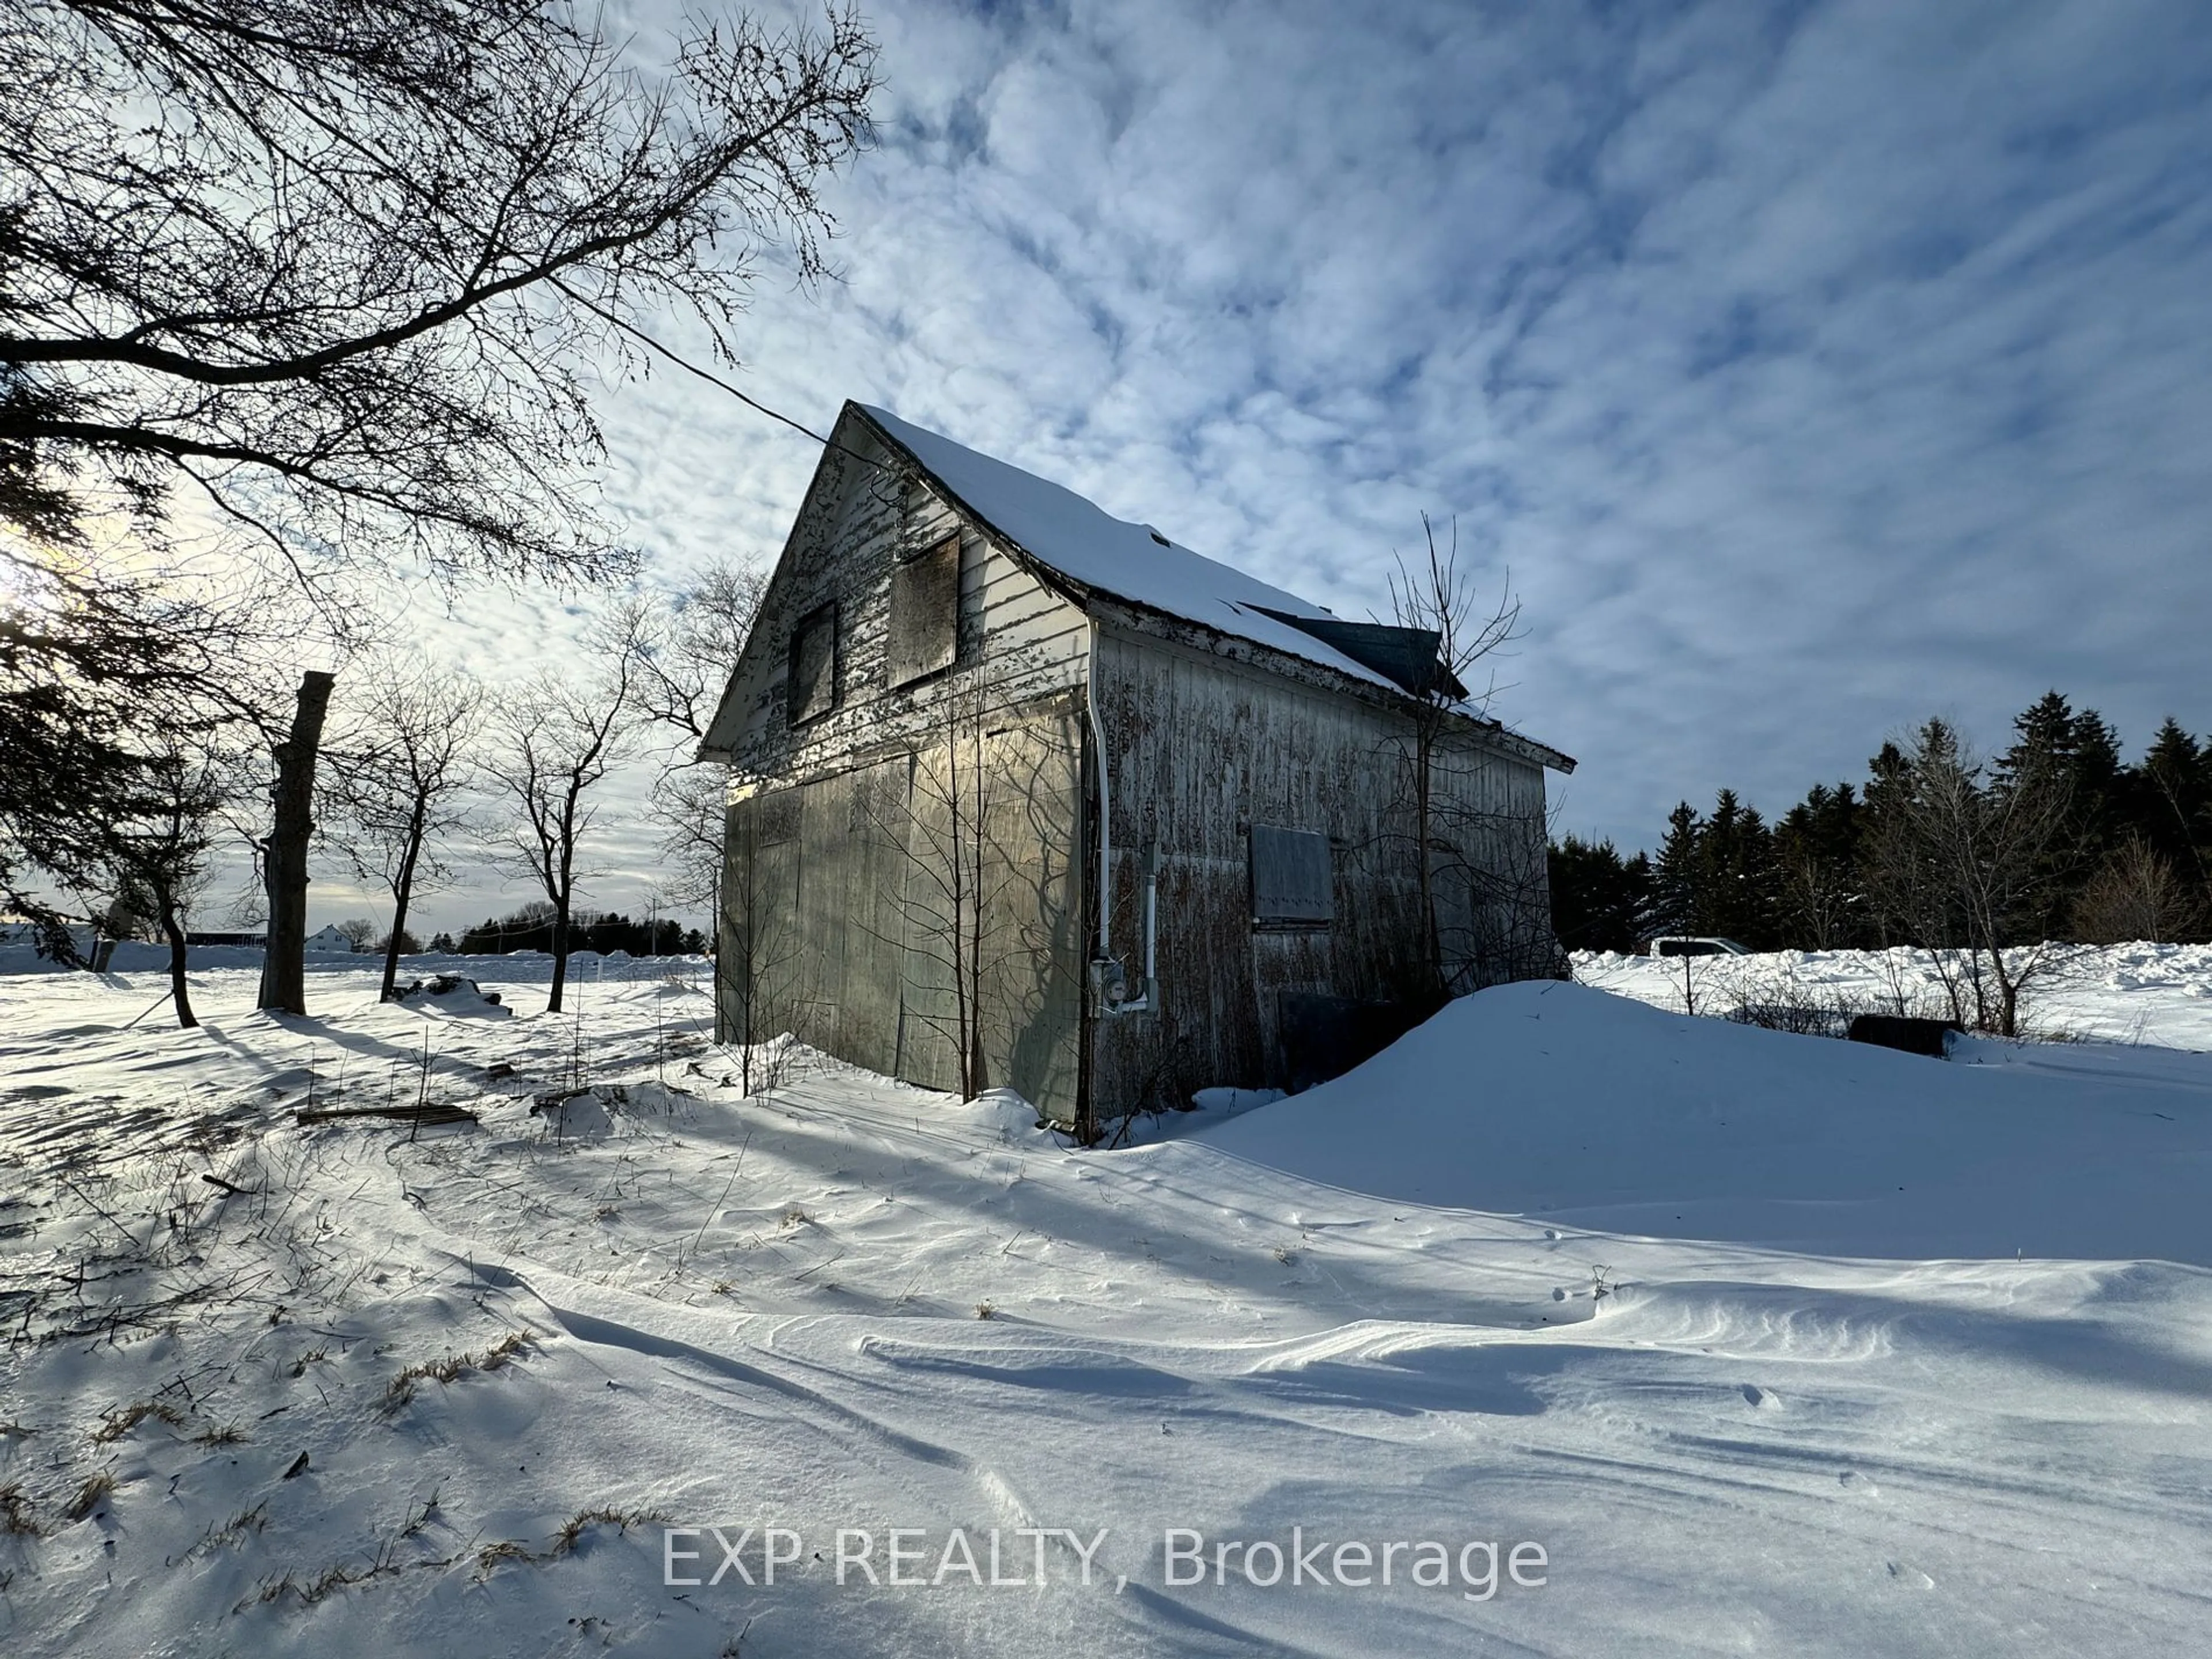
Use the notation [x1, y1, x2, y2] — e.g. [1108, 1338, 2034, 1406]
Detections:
[1249, 824, 1333, 929]
[887, 533, 959, 687]
[787, 601, 838, 726]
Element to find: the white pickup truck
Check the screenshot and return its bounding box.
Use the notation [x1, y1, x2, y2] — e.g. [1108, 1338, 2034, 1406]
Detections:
[1645, 936, 1753, 958]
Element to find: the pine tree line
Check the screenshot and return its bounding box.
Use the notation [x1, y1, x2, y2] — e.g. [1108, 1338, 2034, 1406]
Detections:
[1552, 692, 2212, 955]
[452, 903, 708, 959]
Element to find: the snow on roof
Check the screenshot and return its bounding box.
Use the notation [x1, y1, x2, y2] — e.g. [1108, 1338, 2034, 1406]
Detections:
[857, 403, 1412, 697]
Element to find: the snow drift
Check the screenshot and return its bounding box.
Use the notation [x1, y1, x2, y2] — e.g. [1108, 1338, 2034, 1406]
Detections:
[1201, 980, 2212, 1264]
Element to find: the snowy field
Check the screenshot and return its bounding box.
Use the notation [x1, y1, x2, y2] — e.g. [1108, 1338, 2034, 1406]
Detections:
[1574, 940, 2212, 1054]
[2, 946, 2210, 1657]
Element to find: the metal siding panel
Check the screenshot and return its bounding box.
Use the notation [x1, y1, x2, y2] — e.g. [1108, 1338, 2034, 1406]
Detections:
[1248, 824, 1333, 925]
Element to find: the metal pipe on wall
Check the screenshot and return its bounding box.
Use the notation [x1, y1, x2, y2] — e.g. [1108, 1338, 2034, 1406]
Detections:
[1086, 620, 1159, 1017]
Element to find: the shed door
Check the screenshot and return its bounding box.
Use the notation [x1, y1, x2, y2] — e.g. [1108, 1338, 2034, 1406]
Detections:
[721, 759, 909, 1076]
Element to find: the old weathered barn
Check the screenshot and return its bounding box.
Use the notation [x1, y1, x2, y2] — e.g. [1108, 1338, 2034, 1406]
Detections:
[699, 402, 1574, 1133]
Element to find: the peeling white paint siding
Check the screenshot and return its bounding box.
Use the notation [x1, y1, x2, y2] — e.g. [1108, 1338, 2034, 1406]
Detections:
[716, 426, 1089, 794]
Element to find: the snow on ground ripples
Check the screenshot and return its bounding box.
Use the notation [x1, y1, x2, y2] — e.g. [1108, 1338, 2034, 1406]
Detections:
[2, 950, 2210, 1656]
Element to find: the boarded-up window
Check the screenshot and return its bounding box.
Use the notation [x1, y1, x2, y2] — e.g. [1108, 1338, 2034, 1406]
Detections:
[888, 534, 959, 687]
[1249, 824, 1333, 928]
[787, 602, 837, 726]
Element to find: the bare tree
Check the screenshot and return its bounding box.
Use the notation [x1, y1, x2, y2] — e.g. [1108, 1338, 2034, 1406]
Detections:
[488, 662, 636, 1014]
[333, 918, 381, 951]
[2073, 836, 2203, 945]
[1863, 721, 2071, 1035]
[1777, 846, 1858, 951]
[256, 669, 337, 1014]
[104, 740, 230, 1027]
[1425, 784, 1564, 991]
[4, 2, 877, 576]
[326, 663, 484, 1001]
[1385, 514, 1528, 998]
[889, 673, 1009, 1101]
[2, 1, 877, 928]
[718, 795, 807, 1096]
[600, 560, 768, 916]
[1, 539, 264, 958]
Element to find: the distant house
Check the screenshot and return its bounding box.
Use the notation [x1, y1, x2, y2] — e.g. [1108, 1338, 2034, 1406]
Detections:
[699, 403, 1574, 1131]
[303, 924, 356, 954]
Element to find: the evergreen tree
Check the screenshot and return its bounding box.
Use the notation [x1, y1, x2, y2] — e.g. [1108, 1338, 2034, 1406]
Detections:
[1775, 782, 1865, 948]
[1651, 801, 1703, 937]
[1995, 692, 2108, 934]
[1548, 836, 1654, 955]
[2128, 718, 2209, 883]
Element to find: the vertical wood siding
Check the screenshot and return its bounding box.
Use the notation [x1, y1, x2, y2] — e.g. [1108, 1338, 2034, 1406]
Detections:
[717, 414, 1090, 1120]
[1086, 627, 1551, 1115]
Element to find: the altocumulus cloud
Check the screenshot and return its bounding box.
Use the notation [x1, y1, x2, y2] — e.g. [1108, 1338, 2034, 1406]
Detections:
[380, 0, 2212, 928]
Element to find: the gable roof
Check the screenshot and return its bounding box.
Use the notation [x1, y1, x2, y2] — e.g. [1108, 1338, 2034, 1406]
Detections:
[854, 404, 1572, 772]
[699, 402, 1573, 771]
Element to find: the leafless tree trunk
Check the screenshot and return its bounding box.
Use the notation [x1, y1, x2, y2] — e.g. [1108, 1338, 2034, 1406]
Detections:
[718, 803, 804, 1096]
[107, 740, 228, 1028]
[891, 671, 1013, 1101]
[490, 664, 634, 1014]
[327, 661, 484, 1001]
[256, 669, 335, 1016]
[1386, 514, 1526, 999]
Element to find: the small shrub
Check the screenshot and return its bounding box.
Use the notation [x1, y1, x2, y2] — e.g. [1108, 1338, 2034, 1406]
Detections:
[475, 1539, 531, 1573]
[384, 1332, 535, 1410]
[0, 1483, 37, 1536]
[63, 1470, 118, 1522]
[91, 1402, 184, 1445]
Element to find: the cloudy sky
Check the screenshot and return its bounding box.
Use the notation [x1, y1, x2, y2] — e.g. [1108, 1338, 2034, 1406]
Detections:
[327, 0, 2212, 934]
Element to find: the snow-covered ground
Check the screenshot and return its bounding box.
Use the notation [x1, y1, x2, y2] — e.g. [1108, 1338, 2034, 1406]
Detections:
[1573, 940, 2212, 1052]
[2, 946, 2210, 1656]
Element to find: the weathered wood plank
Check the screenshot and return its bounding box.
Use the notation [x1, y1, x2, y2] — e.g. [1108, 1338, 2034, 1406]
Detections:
[1086, 626, 1551, 1114]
